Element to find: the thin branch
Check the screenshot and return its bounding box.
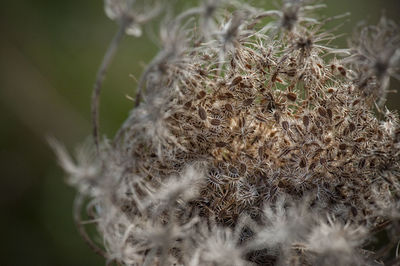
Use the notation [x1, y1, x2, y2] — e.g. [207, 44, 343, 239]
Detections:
[74, 193, 107, 259]
[91, 18, 129, 153]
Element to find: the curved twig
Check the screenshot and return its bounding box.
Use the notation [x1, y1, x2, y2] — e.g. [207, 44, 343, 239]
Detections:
[92, 18, 129, 153]
[73, 193, 107, 259]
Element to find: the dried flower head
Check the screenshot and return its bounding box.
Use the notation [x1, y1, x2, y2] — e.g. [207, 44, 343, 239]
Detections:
[54, 0, 400, 265]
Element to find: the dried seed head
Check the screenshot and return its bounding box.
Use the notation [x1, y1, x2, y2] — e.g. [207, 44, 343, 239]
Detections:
[61, 2, 400, 265]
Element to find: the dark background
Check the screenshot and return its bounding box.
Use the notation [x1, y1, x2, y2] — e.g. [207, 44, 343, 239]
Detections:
[1, 0, 399, 265]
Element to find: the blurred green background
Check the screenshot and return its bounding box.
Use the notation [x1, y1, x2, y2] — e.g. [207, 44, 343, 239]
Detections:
[0, 0, 399, 265]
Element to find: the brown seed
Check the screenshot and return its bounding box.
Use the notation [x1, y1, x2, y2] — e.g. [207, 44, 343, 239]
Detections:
[197, 90, 206, 99]
[239, 163, 247, 173]
[274, 112, 281, 123]
[225, 92, 234, 98]
[271, 71, 278, 82]
[355, 137, 365, 142]
[198, 69, 207, 76]
[286, 92, 297, 102]
[349, 122, 356, 132]
[277, 180, 287, 188]
[302, 115, 310, 127]
[225, 103, 233, 112]
[281, 120, 289, 131]
[339, 143, 347, 150]
[230, 58, 236, 69]
[243, 98, 254, 106]
[318, 107, 327, 118]
[198, 106, 207, 120]
[338, 66, 346, 76]
[310, 126, 318, 136]
[299, 157, 307, 168]
[210, 118, 221, 126]
[230, 76, 242, 87]
[216, 141, 227, 148]
[327, 108, 333, 120]
[327, 88, 335, 93]
[184, 101, 192, 109]
[352, 99, 360, 106]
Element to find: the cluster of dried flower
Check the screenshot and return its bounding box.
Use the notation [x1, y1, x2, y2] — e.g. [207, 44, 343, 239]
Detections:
[54, 0, 400, 265]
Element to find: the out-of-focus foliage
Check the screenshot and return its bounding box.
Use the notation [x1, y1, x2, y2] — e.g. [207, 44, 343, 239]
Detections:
[0, 0, 399, 265]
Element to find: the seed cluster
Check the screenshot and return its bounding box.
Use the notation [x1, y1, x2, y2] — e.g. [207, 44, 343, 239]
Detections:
[122, 19, 399, 229]
[57, 1, 400, 265]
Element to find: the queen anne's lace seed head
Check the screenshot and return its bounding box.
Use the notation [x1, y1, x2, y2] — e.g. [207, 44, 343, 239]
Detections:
[54, 0, 400, 265]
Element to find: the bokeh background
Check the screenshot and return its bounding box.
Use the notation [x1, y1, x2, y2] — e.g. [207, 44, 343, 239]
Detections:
[1, 0, 399, 265]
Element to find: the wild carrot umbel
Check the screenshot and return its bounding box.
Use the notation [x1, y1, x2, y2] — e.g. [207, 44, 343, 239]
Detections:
[53, 0, 400, 265]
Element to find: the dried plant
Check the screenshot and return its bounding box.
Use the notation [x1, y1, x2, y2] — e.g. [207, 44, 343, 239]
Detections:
[53, 0, 400, 265]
